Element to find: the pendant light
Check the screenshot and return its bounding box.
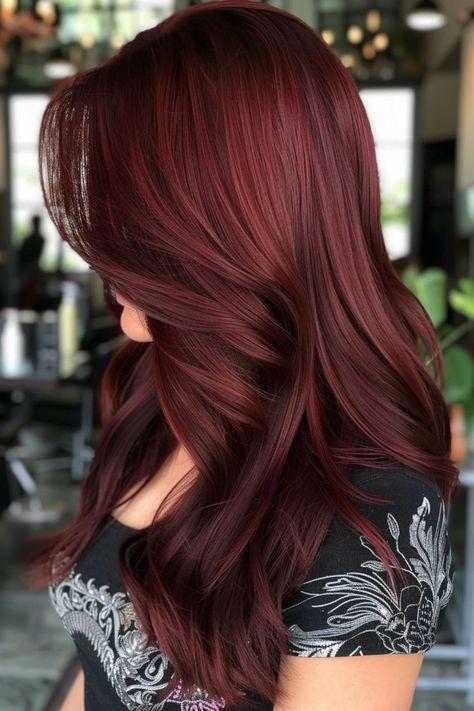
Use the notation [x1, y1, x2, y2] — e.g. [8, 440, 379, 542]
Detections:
[406, 0, 447, 31]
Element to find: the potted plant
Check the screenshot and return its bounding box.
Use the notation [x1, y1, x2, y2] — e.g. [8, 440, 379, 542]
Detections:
[402, 265, 474, 460]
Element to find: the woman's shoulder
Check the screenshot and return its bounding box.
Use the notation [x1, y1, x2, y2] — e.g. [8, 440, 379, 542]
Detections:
[282, 463, 455, 657]
[347, 462, 444, 502]
[323, 463, 449, 559]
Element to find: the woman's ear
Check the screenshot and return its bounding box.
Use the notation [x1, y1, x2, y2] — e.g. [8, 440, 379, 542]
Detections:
[119, 304, 153, 342]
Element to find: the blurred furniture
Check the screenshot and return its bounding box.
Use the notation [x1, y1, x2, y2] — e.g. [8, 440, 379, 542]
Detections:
[0, 352, 93, 523]
[0, 318, 125, 523]
[0, 445, 13, 515]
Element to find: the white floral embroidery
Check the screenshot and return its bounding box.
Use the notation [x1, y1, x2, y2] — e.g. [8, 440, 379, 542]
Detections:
[49, 569, 226, 710]
[49, 491, 454, 706]
[283, 494, 454, 657]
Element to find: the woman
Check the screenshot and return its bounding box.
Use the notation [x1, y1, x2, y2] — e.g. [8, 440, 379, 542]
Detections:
[29, 1, 458, 709]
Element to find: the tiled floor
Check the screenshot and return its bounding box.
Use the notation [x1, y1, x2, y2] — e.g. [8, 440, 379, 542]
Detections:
[0, 471, 78, 711]
[0, 465, 473, 711]
[0, 589, 75, 711]
[412, 691, 472, 711]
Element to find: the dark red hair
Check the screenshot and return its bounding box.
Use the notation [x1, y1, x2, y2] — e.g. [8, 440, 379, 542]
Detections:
[28, 0, 459, 706]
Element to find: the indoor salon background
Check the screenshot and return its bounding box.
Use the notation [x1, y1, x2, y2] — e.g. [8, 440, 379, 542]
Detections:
[0, 1, 473, 709]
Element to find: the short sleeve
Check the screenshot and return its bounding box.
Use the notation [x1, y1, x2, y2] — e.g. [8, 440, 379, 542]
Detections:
[282, 466, 455, 657]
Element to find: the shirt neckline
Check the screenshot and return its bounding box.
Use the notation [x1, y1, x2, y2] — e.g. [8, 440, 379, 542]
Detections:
[107, 514, 140, 532]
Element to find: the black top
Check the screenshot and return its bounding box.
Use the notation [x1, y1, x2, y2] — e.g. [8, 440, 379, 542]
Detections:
[49, 465, 455, 710]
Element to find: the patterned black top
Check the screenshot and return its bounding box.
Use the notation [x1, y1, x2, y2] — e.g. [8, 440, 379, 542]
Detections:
[48, 465, 455, 710]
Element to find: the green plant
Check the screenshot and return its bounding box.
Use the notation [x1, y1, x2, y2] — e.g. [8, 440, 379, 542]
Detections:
[402, 265, 474, 436]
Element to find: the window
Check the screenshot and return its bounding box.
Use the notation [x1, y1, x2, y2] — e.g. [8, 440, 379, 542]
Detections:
[9, 93, 88, 272]
[360, 87, 416, 260]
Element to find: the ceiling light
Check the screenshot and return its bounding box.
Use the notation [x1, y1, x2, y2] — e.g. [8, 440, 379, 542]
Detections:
[36, 0, 56, 24]
[362, 42, 376, 60]
[406, 0, 447, 31]
[347, 25, 363, 44]
[366, 9, 381, 32]
[340, 54, 355, 68]
[80, 33, 96, 49]
[44, 48, 76, 80]
[110, 33, 124, 49]
[321, 28, 335, 45]
[44, 59, 75, 79]
[1, 0, 17, 19]
[373, 32, 390, 51]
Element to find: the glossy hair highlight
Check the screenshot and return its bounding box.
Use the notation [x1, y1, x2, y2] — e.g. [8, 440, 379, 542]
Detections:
[28, 0, 459, 706]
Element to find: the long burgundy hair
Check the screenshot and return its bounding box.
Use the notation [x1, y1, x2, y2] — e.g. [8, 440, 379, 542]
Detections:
[28, 0, 459, 706]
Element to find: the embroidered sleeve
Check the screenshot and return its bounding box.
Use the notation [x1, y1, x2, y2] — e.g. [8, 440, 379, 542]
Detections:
[282, 467, 455, 657]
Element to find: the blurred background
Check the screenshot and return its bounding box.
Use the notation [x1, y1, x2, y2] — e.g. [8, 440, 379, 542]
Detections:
[0, 0, 474, 709]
